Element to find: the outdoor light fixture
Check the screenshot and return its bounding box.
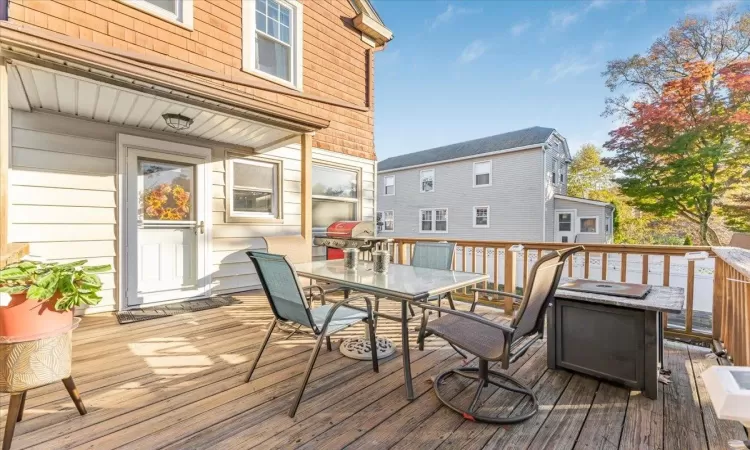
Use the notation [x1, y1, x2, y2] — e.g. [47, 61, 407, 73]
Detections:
[162, 113, 193, 131]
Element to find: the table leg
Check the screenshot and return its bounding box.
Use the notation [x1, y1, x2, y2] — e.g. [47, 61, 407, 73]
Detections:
[546, 298, 557, 370]
[657, 311, 664, 368]
[401, 300, 414, 400]
[644, 311, 658, 400]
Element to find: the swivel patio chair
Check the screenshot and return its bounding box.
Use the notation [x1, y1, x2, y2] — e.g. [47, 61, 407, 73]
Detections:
[244, 251, 379, 418]
[417, 246, 583, 424]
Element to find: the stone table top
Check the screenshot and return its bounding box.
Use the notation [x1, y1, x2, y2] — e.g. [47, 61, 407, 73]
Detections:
[712, 246, 750, 279]
[555, 278, 685, 313]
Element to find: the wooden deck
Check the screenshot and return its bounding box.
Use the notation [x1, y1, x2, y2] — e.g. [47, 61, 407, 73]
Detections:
[2, 290, 747, 450]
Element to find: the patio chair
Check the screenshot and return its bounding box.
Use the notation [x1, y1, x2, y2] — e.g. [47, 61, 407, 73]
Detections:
[244, 251, 379, 418]
[416, 246, 583, 424]
[412, 240, 457, 313]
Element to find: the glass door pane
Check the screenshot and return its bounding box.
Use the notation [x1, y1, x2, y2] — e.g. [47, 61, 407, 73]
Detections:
[139, 159, 194, 222]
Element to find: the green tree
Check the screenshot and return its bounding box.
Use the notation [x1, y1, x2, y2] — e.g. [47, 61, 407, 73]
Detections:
[603, 7, 750, 245]
[567, 144, 615, 199]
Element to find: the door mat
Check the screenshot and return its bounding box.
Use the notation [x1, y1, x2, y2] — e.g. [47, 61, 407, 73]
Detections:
[115, 297, 238, 325]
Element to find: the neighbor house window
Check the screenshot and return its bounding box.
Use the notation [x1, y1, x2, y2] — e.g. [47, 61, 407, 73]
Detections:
[551, 158, 558, 184]
[579, 216, 599, 234]
[122, 0, 193, 27]
[242, 0, 303, 89]
[312, 164, 358, 229]
[559, 162, 566, 184]
[419, 208, 448, 233]
[420, 169, 435, 193]
[383, 175, 395, 195]
[229, 158, 280, 219]
[558, 213, 572, 231]
[473, 161, 491, 187]
[474, 206, 490, 228]
[377, 211, 394, 232]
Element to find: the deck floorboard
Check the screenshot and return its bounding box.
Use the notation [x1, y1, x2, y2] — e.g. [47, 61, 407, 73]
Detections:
[0, 290, 745, 450]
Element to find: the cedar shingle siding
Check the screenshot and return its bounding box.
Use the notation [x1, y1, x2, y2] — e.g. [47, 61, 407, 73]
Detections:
[8, 0, 375, 160]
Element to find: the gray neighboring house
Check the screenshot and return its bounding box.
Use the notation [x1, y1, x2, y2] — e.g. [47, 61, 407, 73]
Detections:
[376, 127, 614, 244]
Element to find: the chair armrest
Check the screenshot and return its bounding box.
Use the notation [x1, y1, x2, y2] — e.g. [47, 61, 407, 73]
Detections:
[318, 294, 374, 335]
[471, 287, 522, 300]
[417, 303, 516, 338]
[302, 285, 325, 296]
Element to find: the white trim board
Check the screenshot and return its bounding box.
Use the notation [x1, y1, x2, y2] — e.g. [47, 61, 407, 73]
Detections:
[554, 194, 613, 208]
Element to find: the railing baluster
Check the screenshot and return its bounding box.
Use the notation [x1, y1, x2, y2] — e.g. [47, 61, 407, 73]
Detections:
[503, 246, 517, 315]
[620, 253, 627, 282]
[642, 254, 649, 284]
[685, 259, 695, 334]
[601, 252, 608, 280]
[568, 253, 574, 277]
[493, 247, 499, 292]
[712, 258, 723, 342]
[522, 248, 529, 290]
[663, 255, 671, 330]
[482, 247, 488, 290]
[584, 252, 590, 279]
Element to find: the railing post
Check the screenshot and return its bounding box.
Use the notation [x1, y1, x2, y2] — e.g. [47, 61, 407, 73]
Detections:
[712, 259, 724, 342]
[686, 260, 695, 334]
[503, 247, 517, 315]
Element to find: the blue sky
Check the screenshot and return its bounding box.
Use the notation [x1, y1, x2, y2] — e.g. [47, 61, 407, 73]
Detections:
[372, 0, 746, 160]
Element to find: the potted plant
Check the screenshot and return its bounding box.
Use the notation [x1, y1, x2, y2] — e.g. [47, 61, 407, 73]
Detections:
[0, 260, 110, 340]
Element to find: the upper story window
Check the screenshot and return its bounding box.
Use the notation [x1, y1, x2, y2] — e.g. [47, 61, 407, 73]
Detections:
[122, 0, 194, 28]
[420, 208, 448, 233]
[227, 157, 281, 221]
[560, 162, 566, 184]
[420, 169, 435, 193]
[383, 175, 395, 196]
[473, 161, 492, 187]
[243, 0, 304, 90]
[551, 158, 558, 184]
[312, 164, 359, 229]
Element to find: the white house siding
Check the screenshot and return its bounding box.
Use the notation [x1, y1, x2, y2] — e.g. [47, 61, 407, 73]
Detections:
[7, 110, 373, 312]
[544, 145, 568, 242]
[553, 198, 609, 244]
[377, 148, 544, 241]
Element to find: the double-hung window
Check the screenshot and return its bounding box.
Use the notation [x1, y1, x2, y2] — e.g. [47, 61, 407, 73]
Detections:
[419, 208, 448, 233]
[243, 0, 303, 89]
[473, 161, 491, 187]
[122, 0, 194, 27]
[579, 216, 599, 234]
[312, 164, 359, 229]
[551, 158, 558, 184]
[383, 175, 395, 195]
[420, 169, 435, 193]
[228, 157, 280, 220]
[559, 162, 566, 184]
[377, 211, 394, 232]
[473, 206, 490, 228]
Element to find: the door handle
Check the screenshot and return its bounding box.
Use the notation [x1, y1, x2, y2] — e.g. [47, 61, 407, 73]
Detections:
[194, 221, 205, 235]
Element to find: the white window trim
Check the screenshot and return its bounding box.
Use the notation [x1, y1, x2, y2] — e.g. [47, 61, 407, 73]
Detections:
[377, 210, 394, 233]
[419, 169, 435, 193]
[226, 155, 283, 222]
[473, 160, 492, 188]
[242, 0, 304, 91]
[119, 0, 194, 29]
[383, 175, 395, 196]
[311, 162, 361, 232]
[419, 208, 448, 234]
[473, 206, 490, 228]
[578, 216, 600, 234]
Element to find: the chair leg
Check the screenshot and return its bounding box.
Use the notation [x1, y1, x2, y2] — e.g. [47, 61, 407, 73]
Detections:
[447, 292, 456, 310]
[437, 296, 442, 318]
[325, 336, 332, 352]
[4, 393, 24, 450]
[16, 391, 27, 422]
[246, 319, 276, 383]
[417, 310, 429, 351]
[373, 298, 380, 332]
[367, 316, 379, 373]
[62, 376, 87, 416]
[289, 332, 326, 418]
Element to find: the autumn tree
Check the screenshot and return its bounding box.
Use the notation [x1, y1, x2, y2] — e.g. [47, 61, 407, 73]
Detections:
[603, 7, 750, 245]
[567, 144, 616, 199]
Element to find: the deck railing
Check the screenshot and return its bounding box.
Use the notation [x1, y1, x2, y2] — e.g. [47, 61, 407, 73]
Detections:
[712, 249, 750, 366]
[389, 238, 721, 345]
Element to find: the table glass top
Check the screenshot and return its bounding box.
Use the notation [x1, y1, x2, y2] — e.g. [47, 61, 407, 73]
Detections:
[295, 260, 488, 301]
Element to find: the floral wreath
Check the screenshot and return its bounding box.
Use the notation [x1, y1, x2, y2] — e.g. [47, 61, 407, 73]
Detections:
[144, 183, 191, 220]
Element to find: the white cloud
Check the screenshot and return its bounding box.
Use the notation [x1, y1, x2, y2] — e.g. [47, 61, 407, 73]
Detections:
[428, 4, 482, 30]
[548, 53, 598, 82]
[510, 20, 531, 36]
[549, 10, 579, 29]
[585, 0, 612, 12]
[458, 40, 489, 64]
[685, 0, 739, 15]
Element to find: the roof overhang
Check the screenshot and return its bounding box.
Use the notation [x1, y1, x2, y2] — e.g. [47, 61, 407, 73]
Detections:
[554, 194, 614, 208]
[0, 21, 330, 135]
[378, 143, 544, 174]
[349, 0, 393, 46]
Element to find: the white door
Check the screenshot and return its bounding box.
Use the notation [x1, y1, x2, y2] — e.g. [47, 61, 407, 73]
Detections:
[554, 210, 576, 243]
[125, 148, 210, 307]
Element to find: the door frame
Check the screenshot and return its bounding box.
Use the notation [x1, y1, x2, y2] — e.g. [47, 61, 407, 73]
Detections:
[554, 209, 577, 243]
[116, 134, 213, 311]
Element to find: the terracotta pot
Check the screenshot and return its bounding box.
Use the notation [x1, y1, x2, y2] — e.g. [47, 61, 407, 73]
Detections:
[0, 293, 73, 341]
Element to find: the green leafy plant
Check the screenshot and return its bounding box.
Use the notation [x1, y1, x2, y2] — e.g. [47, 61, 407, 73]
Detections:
[0, 260, 111, 311]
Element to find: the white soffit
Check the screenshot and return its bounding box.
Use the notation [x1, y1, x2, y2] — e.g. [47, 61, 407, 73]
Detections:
[7, 61, 298, 150]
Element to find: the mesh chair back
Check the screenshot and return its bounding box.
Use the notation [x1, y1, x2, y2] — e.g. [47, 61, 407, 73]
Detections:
[247, 251, 316, 331]
[511, 246, 583, 339]
[411, 242, 456, 270]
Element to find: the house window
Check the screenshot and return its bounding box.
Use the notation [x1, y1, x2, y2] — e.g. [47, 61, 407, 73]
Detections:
[474, 206, 490, 228]
[558, 213, 572, 231]
[473, 161, 491, 187]
[559, 162, 565, 184]
[242, 0, 303, 89]
[579, 216, 599, 234]
[551, 159, 558, 184]
[419, 208, 448, 233]
[229, 158, 280, 219]
[121, 0, 193, 28]
[377, 211, 394, 232]
[420, 169, 435, 193]
[312, 164, 358, 229]
[383, 175, 395, 196]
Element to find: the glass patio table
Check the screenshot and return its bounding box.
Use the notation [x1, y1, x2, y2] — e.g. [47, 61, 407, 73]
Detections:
[295, 259, 488, 400]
